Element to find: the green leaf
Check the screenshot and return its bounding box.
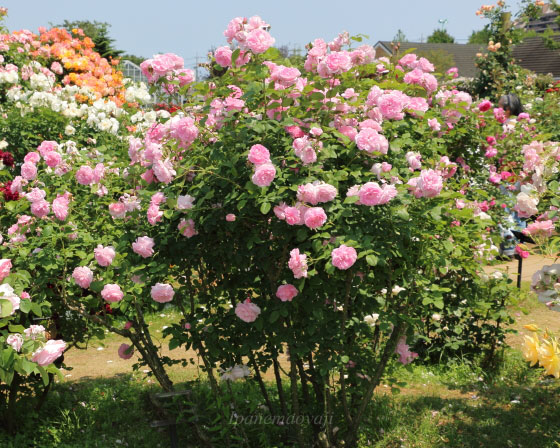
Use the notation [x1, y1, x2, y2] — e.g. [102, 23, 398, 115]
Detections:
[269, 311, 280, 324]
[366, 255, 378, 266]
[341, 355, 349, 364]
[260, 202, 271, 215]
[169, 339, 181, 350]
[0, 299, 13, 318]
[19, 299, 31, 314]
[90, 281, 104, 293]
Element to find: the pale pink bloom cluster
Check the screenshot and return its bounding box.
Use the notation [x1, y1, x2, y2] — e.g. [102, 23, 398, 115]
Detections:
[226, 213, 236, 222]
[276, 284, 299, 302]
[292, 135, 322, 165]
[132, 236, 155, 258]
[401, 57, 438, 94]
[94, 244, 116, 267]
[101, 284, 124, 302]
[435, 89, 473, 124]
[523, 220, 555, 238]
[288, 248, 308, 279]
[235, 298, 261, 322]
[304, 35, 375, 78]
[72, 266, 93, 289]
[24, 325, 45, 340]
[355, 128, 389, 154]
[437, 156, 458, 179]
[407, 169, 444, 198]
[399, 53, 435, 73]
[376, 90, 411, 121]
[331, 245, 357, 270]
[395, 336, 418, 365]
[346, 182, 398, 206]
[214, 46, 251, 68]
[151, 283, 174, 303]
[515, 193, 539, 218]
[177, 194, 195, 210]
[274, 203, 327, 229]
[179, 218, 197, 237]
[248, 144, 276, 187]
[264, 61, 303, 91]
[148, 192, 165, 226]
[428, 118, 441, 131]
[220, 364, 251, 381]
[140, 53, 185, 83]
[25, 187, 50, 219]
[31, 339, 66, 366]
[406, 152, 422, 171]
[296, 182, 337, 205]
[118, 343, 134, 360]
[0, 258, 12, 282]
[52, 192, 70, 221]
[371, 162, 392, 178]
[6, 334, 23, 352]
[223, 16, 275, 55]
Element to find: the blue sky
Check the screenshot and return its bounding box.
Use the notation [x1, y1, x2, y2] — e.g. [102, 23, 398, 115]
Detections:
[1, 0, 512, 69]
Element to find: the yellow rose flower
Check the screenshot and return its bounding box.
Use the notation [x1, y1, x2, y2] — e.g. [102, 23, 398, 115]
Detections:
[538, 339, 560, 379]
[523, 334, 541, 366]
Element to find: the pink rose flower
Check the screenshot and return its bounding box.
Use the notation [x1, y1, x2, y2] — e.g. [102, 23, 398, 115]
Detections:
[177, 195, 195, 210]
[118, 343, 134, 359]
[52, 193, 70, 221]
[31, 340, 66, 366]
[37, 141, 58, 156]
[30, 200, 50, 218]
[72, 266, 93, 289]
[416, 169, 443, 198]
[428, 118, 441, 131]
[132, 236, 155, 258]
[43, 151, 62, 168]
[75, 166, 95, 185]
[252, 163, 276, 187]
[101, 284, 124, 302]
[355, 128, 388, 154]
[151, 283, 175, 303]
[215, 46, 233, 67]
[395, 336, 418, 365]
[24, 152, 41, 164]
[147, 204, 163, 226]
[24, 325, 45, 340]
[331, 245, 357, 270]
[248, 144, 271, 165]
[178, 218, 198, 237]
[0, 259, 12, 281]
[94, 245, 116, 267]
[235, 299, 261, 322]
[276, 284, 299, 302]
[21, 162, 37, 180]
[284, 206, 302, 225]
[523, 220, 554, 238]
[288, 248, 308, 279]
[124, 321, 133, 330]
[109, 202, 127, 219]
[246, 29, 275, 54]
[478, 100, 492, 112]
[303, 207, 327, 229]
[226, 214, 236, 222]
[358, 182, 398, 206]
[6, 334, 23, 352]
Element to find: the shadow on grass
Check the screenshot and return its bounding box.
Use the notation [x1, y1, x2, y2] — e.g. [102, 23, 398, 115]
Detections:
[0, 373, 197, 448]
[363, 380, 560, 448]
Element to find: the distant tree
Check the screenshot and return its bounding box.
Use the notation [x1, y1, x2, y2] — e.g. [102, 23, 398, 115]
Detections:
[468, 27, 492, 44]
[53, 20, 123, 60]
[427, 29, 455, 44]
[120, 54, 146, 66]
[393, 29, 408, 43]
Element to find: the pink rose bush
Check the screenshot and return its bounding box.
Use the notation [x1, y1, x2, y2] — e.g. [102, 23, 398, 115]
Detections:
[1, 8, 548, 444]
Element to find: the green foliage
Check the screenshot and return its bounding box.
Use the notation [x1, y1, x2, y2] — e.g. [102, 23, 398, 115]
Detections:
[468, 27, 492, 44]
[427, 29, 455, 44]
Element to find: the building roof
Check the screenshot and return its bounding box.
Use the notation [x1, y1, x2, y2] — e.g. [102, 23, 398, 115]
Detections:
[513, 36, 560, 78]
[374, 41, 484, 78]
